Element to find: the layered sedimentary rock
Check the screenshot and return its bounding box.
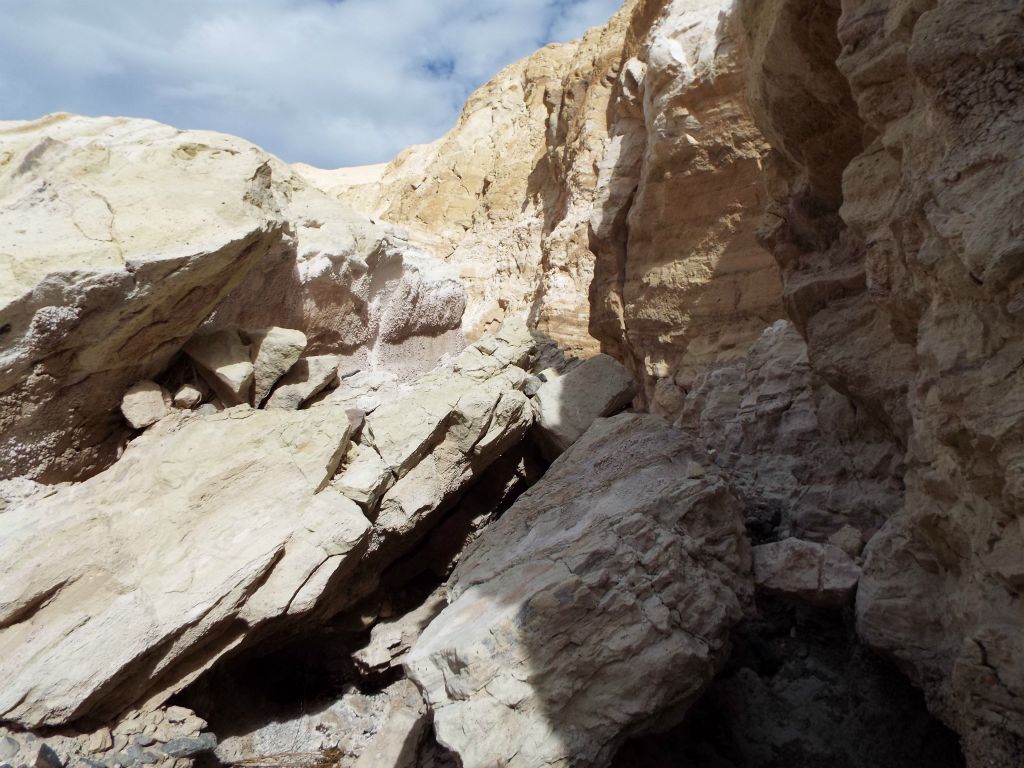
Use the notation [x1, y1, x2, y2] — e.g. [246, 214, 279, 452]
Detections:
[326, 0, 783, 415]
[407, 414, 751, 767]
[0, 115, 465, 483]
[0, 322, 535, 731]
[739, 0, 1024, 761]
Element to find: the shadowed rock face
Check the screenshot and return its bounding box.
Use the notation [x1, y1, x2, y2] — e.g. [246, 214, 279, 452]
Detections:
[739, 0, 1024, 761]
[406, 413, 751, 768]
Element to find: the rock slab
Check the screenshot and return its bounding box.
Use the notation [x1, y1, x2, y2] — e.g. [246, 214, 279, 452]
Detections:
[406, 413, 751, 768]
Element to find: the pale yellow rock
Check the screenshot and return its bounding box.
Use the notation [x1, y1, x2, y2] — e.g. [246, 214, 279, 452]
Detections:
[172, 384, 203, 410]
[329, 0, 781, 417]
[120, 381, 171, 429]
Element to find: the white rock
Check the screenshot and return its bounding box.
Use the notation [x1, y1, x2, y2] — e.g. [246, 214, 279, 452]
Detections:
[120, 381, 171, 429]
[183, 328, 253, 406]
[171, 384, 203, 410]
[0, 406, 367, 727]
[333, 443, 394, 509]
[244, 327, 307, 407]
[752, 538, 861, 606]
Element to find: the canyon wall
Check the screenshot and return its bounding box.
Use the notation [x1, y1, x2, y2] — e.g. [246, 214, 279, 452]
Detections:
[738, 0, 1024, 762]
[0, 0, 1021, 766]
[324, 0, 784, 417]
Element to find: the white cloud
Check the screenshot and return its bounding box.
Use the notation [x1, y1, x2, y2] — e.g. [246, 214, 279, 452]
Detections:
[0, 0, 622, 167]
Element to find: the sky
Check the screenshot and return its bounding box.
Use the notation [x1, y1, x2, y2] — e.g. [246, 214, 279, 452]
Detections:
[0, 0, 622, 168]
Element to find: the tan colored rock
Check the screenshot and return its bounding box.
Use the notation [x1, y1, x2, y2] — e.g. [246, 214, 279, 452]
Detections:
[264, 355, 340, 410]
[530, 353, 635, 458]
[183, 328, 253, 406]
[172, 384, 203, 410]
[245, 327, 307, 406]
[0, 405, 367, 727]
[329, 0, 781, 415]
[752, 538, 860, 607]
[352, 681, 428, 768]
[406, 414, 751, 767]
[740, 0, 1024, 758]
[120, 381, 171, 429]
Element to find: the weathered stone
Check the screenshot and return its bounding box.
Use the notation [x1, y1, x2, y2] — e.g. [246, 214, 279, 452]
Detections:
[119, 381, 171, 430]
[182, 329, 253, 407]
[739, 0, 1024, 757]
[352, 681, 428, 768]
[264, 356, 339, 410]
[530, 353, 635, 458]
[354, 590, 446, 673]
[159, 736, 214, 760]
[333, 443, 394, 509]
[244, 327, 307, 406]
[34, 745, 61, 768]
[0, 739, 17, 761]
[87, 731, 112, 755]
[753, 538, 861, 607]
[170, 385, 202, 411]
[0, 406, 366, 728]
[407, 413, 751, 767]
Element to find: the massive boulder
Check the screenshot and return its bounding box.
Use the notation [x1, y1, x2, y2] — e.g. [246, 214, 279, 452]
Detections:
[406, 414, 751, 767]
[739, 0, 1024, 760]
[0, 114, 466, 483]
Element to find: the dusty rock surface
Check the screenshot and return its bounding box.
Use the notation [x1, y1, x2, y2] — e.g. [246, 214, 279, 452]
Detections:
[407, 413, 751, 767]
[120, 380, 172, 429]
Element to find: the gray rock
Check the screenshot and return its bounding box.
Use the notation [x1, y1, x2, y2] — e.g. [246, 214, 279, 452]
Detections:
[130, 736, 155, 749]
[0, 738, 18, 761]
[530, 353, 636, 458]
[160, 734, 216, 759]
[34, 745, 62, 768]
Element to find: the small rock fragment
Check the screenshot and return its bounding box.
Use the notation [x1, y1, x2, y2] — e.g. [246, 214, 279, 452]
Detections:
[33, 745, 61, 768]
[265, 356, 340, 410]
[183, 328, 253, 406]
[87, 729, 112, 755]
[120, 381, 171, 429]
[0, 738, 17, 761]
[171, 384, 202, 410]
[828, 524, 865, 558]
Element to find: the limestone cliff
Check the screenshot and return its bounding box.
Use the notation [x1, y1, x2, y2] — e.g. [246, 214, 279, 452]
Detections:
[323, 0, 784, 417]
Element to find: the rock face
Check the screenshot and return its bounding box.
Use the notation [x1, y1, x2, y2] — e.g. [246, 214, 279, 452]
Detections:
[739, 0, 1024, 760]
[0, 114, 466, 483]
[0, 405, 366, 727]
[407, 414, 751, 767]
[329, 0, 783, 415]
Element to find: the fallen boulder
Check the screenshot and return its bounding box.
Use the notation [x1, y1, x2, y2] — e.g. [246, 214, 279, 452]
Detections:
[120, 381, 171, 429]
[406, 413, 751, 767]
[752, 538, 861, 607]
[530, 353, 635, 458]
[245, 327, 307, 406]
[265, 355, 340, 410]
